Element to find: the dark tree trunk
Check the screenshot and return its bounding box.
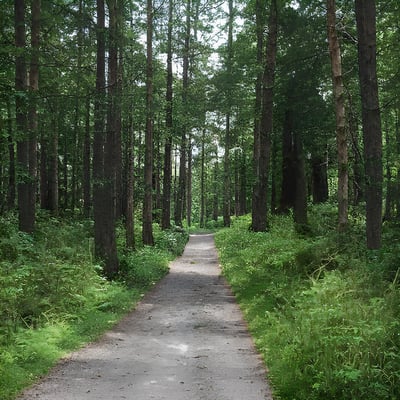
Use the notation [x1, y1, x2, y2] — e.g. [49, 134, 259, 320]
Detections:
[355, 0, 383, 249]
[251, 0, 277, 232]
[239, 149, 247, 215]
[6, 100, 16, 210]
[293, 131, 308, 229]
[48, 124, 59, 214]
[213, 152, 219, 221]
[125, 112, 135, 249]
[327, 0, 348, 232]
[200, 129, 206, 228]
[83, 96, 91, 217]
[347, 92, 364, 205]
[280, 109, 296, 213]
[93, 0, 117, 276]
[15, 0, 33, 232]
[251, 0, 264, 228]
[223, 114, 231, 227]
[161, 0, 173, 230]
[142, 0, 154, 245]
[311, 155, 328, 204]
[187, 140, 193, 226]
[174, 0, 191, 227]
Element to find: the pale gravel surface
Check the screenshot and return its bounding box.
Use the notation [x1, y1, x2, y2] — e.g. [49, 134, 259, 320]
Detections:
[18, 233, 273, 400]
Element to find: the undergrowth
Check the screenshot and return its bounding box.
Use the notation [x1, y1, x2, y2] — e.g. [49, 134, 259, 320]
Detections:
[215, 205, 400, 400]
[0, 213, 188, 400]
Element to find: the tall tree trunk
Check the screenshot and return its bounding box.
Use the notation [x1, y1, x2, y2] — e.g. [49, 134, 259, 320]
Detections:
[15, 0, 32, 232]
[223, 113, 231, 227]
[355, 0, 383, 249]
[293, 130, 308, 229]
[200, 129, 206, 228]
[251, 0, 264, 228]
[239, 147, 247, 215]
[142, 0, 154, 245]
[175, 0, 191, 227]
[327, 0, 348, 232]
[252, 0, 278, 231]
[347, 91, 364, 205]
[99, 0, 119, 277]
[223, 0, 234, 227]
[6, 100, 16, 210]
[213, 150, 219, 221]
[48, 118, 59, 214]
[311, 154, 328, 204]
[125, 112, 135, 249]
[187, 139, 192, 226]
[280, 109, 295, 213]
[83, 95, 91, 217]
[161, 0, 173, 230]
[93, 0, 112, 274]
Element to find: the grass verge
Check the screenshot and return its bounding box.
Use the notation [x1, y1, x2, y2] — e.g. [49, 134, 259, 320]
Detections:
[0, 214, 188, 400]
[215, 208, 400, 400]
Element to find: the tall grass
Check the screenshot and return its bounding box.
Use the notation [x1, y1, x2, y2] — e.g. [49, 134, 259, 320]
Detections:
[0, 213, 188, 400]
[215, 207, 400, 400]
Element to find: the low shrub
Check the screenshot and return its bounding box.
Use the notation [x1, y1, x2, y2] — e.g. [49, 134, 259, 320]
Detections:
[215, 211, 400, 400]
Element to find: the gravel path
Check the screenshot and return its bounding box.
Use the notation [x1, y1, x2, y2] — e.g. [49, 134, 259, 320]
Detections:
[18, 233, 273, 400]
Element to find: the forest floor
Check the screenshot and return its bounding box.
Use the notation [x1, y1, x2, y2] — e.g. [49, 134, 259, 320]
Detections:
[17, 233, 273, 400]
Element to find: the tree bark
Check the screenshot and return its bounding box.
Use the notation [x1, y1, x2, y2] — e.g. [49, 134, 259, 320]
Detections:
[280, 109, 296, 213]
[311, 155, 328, 204]
[293, 130, 308, 229]
[251, 0, 264, 227]
[6, 100, 16, 210]
[355, 0, 383, 249]
[327, 0, 348, 232]
[252, 0, 278, 232]
[161, 0, 174, 230]
[142, 0, 154, 245]
[15, 0, 33, 232]
[83, 95, 91, 217]
[174, 0, 191, 227]
[125, 112, 135, 249]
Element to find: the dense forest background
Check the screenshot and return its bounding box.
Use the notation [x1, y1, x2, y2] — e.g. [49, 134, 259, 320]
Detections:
[1, 0, 400, 399]
[1, 0, 399, 256]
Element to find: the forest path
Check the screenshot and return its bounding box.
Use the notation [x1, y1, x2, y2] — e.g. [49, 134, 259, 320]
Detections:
[18, 234, 273, 400]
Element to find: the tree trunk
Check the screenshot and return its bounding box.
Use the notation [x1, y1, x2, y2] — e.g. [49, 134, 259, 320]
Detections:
[142, 0, 154, 245]
[327, 0, 348, 232]
[251, 0, 277, 232]
[6, 100, 16, 210]
[200, 129, 206, 228]
[126, 112, 135, 249]
[15, 0, 33, 232]
[187, 139, 193, 226]
[280, 109, 296, 213]
[251, 0, 264, 228]
[83, 95, 91, 217]
[161, 0, 173, 230]
[213, 151, 219, 221]
[175, 0, 191, 227]
[355, 0, 383, 249]
[311, 155, 328, 204]
[93, 0, 106, 255]
[223, 113, 231, 227]
[293, 130, 308, 229]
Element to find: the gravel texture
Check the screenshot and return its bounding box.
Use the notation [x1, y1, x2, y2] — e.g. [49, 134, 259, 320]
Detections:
[18, 233, 273, 400]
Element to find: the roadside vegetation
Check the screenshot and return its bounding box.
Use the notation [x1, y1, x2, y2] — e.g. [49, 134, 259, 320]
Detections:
[0, 213, 188, 400]
[215, 205, 400, 400]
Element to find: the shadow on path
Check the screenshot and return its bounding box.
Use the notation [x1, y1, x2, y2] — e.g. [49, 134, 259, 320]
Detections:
[18, 234, 273, 400]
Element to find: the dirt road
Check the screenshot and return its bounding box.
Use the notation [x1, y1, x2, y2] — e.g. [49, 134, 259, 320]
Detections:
[18, 234, 273, 400]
